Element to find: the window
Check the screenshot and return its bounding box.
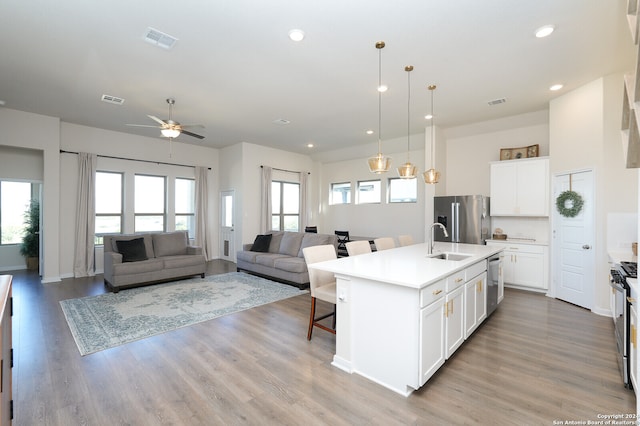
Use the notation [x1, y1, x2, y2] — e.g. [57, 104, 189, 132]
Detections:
[135, 174, 166, 232]
[0, 181, 32, 245]
[357, 180, 381, 204]
[95, 171, 123, 244]
[175, 178, 195, 238]
[388, 178, 417, 203]
[272, 181, 300, 231]
[330, 182, 351, 205]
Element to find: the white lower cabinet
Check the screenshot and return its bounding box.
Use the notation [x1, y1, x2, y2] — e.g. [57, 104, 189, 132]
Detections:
[486, 241, 548, 290]
[445, 286, 465, 359]
[419, 296, 445, 386]
[464, 272, 487, 339]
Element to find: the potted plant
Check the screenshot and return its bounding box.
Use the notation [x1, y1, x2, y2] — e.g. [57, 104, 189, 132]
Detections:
[20, 199, 39, 270]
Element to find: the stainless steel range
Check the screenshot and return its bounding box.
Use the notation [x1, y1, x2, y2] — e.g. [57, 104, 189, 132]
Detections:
[610, 261, 637, 388]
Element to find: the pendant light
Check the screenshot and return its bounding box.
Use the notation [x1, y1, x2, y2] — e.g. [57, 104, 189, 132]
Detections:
[397, 65, 417, 179]
[368, 41, 391, 174]
[423, 84, 440, 184]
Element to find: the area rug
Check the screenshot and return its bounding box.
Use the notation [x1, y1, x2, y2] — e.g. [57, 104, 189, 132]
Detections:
[60, 272, 307, 356]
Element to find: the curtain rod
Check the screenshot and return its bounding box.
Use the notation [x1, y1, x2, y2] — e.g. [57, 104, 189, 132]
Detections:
[60, 150, 211, 170]
[261, 165, 310, 175]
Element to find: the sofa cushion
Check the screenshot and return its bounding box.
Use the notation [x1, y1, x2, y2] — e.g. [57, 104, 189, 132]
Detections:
[163, 254, 206, 269]
[153, 231, 188, 257]
[255, 253, 289, 268]
[298, 233, 333, 257]
[274, 257, 307, 274]
[115, 238, 148, 262]
[112, 258, 164, 275]
[251, 234, 272, 252]
[268, 231, 284, 253]
[237, 250, 260, 263]
[278, 232, 305, 257]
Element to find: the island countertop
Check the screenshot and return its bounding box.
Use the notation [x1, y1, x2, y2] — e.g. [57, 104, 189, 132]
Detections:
[309, 242, 502, 289]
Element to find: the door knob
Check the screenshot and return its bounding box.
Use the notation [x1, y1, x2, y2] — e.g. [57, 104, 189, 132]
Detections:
[582, 244, 591, 249]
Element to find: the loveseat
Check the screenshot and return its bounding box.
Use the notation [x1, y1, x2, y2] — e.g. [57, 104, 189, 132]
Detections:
[236, 231, 338, 289]
[103, 231, 206, 292]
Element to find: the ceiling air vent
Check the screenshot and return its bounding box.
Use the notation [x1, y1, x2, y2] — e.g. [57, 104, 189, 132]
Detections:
[101, 94, 125, 105]
[272, 118, 291, 125]
[144, 27, 178, 49]
[487, 98, 507, 106]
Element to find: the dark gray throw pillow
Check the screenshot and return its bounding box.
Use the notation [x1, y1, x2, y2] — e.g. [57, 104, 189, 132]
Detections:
[116, 238, 148, 262]
[251, 234, 272, 253]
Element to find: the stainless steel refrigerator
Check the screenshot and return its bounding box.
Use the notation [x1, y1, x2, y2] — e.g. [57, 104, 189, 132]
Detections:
[433, 195, 491, 244]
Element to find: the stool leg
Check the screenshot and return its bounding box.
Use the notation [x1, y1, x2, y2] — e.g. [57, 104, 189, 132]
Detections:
[307, 297, 316, 340]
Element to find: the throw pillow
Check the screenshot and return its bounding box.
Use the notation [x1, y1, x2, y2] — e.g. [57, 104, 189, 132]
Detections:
[116, 238, 148, 262]
[251, 234, 272, 252]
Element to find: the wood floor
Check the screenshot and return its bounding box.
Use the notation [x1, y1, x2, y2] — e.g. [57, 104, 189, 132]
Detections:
[8, 261, 636, 425]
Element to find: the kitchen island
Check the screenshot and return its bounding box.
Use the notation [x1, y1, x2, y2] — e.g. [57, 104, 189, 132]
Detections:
[309, 242, 503, 396]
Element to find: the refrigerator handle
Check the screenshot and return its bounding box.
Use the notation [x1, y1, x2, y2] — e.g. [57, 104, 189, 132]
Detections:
[450, 203, 455, 242]
[454, 202, 460, 242]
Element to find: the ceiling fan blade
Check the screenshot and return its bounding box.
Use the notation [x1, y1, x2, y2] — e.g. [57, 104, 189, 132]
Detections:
[180, 129, 205, 139]
[147, 115, 168, 126]
[126, 123, 162, 128]
[179, 124, 205, 129]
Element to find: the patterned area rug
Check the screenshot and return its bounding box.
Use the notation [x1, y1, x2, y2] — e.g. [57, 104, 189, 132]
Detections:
[60, 272, 307, 356]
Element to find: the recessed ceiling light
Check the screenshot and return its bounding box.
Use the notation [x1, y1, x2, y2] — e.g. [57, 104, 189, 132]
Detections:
[424, 114, 433, 120]
[377, 85, 388, 93]
[0, 100, 5, 106]
[550, 84, 564, 91]
[535, 25, 555, 38]
[307, 143, 314, 148]
[366, 130, 374, 135]
[288, 29, 305, 42]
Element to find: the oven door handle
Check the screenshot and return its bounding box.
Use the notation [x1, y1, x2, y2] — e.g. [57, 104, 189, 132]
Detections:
[610, 280, 626, 293]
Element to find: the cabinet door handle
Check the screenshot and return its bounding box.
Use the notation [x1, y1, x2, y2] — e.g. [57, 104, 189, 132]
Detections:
[477, 281, 482, 292]
[582, 244, 591, 250]
[455, 278, 463, 283]
[433, 289, 443, 295]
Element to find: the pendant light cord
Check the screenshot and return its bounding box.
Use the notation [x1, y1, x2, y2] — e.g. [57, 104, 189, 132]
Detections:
[378, 46, 382, 153]
[407, 67, 411, 161]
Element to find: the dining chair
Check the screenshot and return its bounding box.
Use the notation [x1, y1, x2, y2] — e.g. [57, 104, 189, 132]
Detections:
[334, 230, 350, 257]
[398, 234, 415, 246]
[346, 240, 372, 256]
[302, 244, 338, 340]
[373, 237, 396, 251]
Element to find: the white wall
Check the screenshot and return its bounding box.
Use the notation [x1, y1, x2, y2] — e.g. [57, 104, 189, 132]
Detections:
[444, 111, 549, 196]
[320, 136, 426, 243]
[549, 74, 636, 315]
[0, 108, 60, 282]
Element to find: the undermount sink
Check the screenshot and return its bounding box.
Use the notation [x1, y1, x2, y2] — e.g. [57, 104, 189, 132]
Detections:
[427, 252, 473, 261]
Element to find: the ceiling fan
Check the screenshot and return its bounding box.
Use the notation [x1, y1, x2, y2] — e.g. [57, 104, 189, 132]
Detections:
[127, 98, 205, 139]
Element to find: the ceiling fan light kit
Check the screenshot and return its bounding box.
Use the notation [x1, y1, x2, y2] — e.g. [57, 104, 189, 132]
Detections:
[127, 98, 205, 141]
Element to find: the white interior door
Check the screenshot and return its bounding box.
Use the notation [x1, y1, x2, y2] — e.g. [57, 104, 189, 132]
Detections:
[219, 190, 235, 262]
[552, 170, 594, 309]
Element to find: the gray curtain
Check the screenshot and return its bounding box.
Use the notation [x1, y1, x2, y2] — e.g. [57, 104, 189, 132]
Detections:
[261, 166, 272, 233]
[73, 152, 97, 277]
[300, 171, 309, 230]
[195, 166, 210, 260]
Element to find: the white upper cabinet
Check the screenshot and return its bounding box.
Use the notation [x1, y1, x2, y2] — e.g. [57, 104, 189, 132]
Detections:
[490, 157, 549, 216]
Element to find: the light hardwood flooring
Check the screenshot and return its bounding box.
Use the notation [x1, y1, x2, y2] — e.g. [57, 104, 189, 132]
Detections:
[8, 261, 636, 425]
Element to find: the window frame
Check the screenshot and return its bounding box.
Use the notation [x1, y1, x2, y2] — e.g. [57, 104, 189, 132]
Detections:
[356, 179, 382, 204]
[330, 182, 352, 205]
[175, 177, 195, 238]
[271, 180, 301, 232]
[134, 173, 167, 233]
[0, 180, 34, 246]
[95, 171, 124, 245]
[388, 177, 418, 203]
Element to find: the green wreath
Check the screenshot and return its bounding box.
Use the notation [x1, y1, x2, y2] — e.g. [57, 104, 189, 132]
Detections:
[556, 190, 584, 217]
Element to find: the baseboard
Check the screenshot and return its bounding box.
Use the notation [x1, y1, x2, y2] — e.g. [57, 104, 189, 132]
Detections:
[0, 265, 26, 272]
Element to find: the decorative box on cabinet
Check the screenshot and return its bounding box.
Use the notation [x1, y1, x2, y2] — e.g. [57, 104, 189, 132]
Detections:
[486, 241, 548, 291]
[490, 157, 549, 216]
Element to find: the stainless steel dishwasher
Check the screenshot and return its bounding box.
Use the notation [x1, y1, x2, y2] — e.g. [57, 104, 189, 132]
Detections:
[487, 255, 502, 316]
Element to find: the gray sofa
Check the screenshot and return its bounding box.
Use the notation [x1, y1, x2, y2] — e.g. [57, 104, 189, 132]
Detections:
[236, 231, 337, 289]
[103, 230, 206, 292]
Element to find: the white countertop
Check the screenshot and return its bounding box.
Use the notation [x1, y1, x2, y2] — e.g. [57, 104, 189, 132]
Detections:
[608, 250, 637, 265]
[486, 239, 549, 246]
[309, 242, 503, 289]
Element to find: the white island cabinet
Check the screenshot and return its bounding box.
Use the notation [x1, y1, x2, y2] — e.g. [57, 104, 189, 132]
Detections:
[309, 242, 503, 396]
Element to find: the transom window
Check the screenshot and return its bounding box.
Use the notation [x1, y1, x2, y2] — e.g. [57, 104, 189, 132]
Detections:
[388, 177, 417, 203]
[356, 180, 381, 204]
[330, 182, 351, 205]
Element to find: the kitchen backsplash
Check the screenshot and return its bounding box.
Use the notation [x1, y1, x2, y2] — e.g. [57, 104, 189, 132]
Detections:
[607, 212, 638, 252]
[490, 217, 549, 243]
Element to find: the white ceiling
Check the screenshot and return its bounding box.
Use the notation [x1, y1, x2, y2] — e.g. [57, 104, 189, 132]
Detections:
[0, 0, 633, 158]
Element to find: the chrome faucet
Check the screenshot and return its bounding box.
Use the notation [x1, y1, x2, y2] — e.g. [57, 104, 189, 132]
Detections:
[429, 223, 448, 254]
